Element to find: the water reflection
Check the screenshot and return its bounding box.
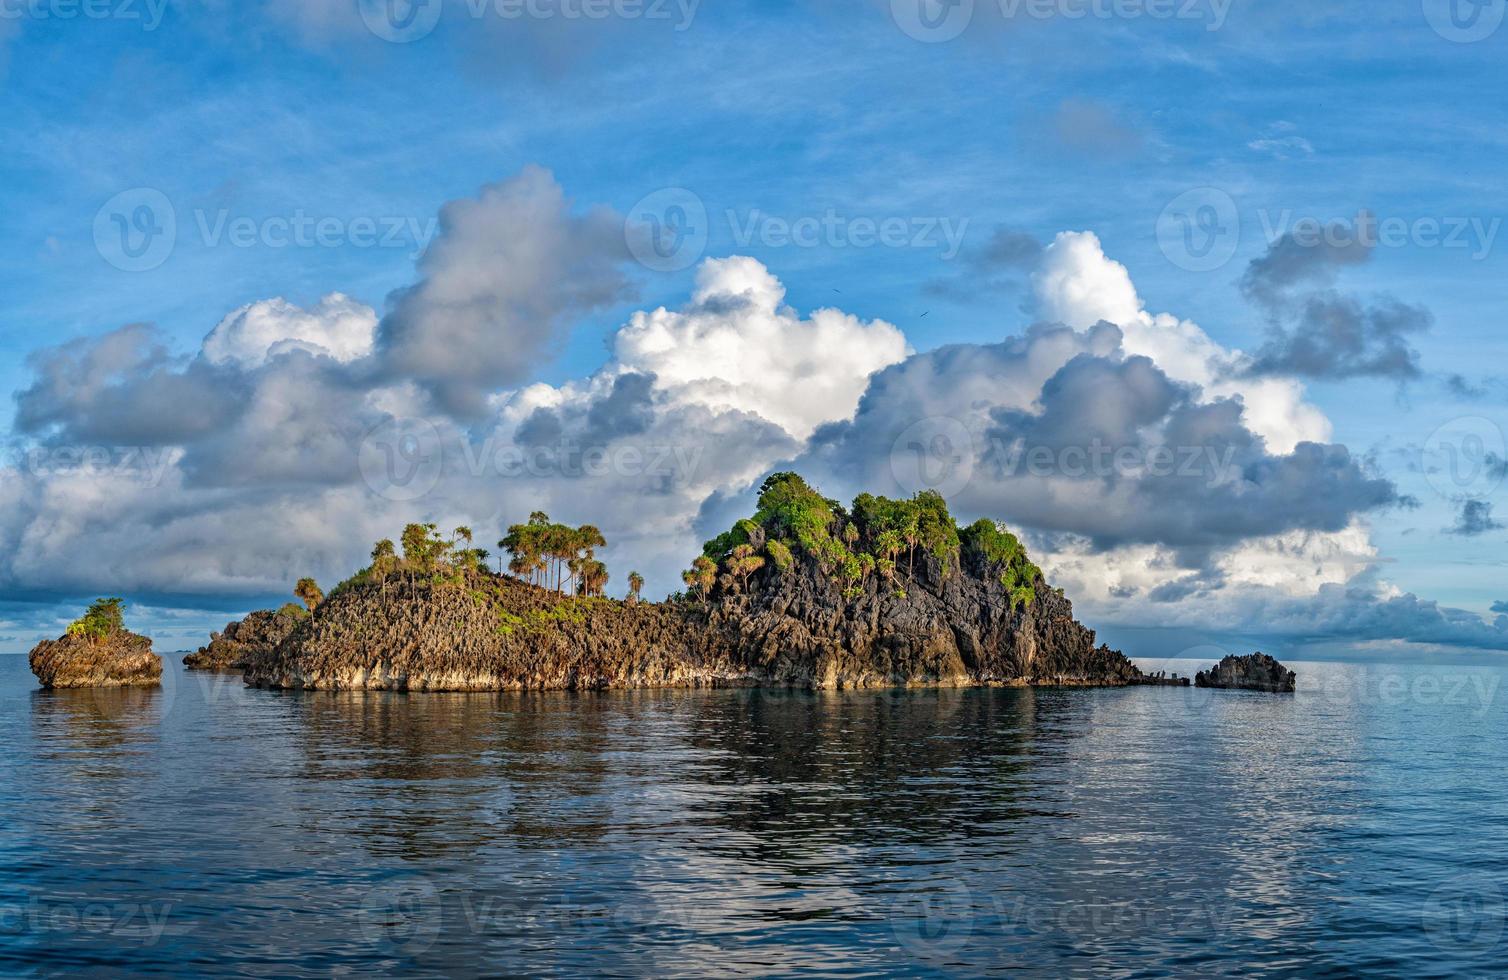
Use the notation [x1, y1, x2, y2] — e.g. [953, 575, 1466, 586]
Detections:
[30, 687, 162, 764]
[0, 662, 1505, 977]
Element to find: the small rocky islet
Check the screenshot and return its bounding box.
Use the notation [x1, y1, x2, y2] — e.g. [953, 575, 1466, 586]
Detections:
[28, 597, 162, 689]
[35, 474, 1298, 695]
[1195, 652, 1298, 693]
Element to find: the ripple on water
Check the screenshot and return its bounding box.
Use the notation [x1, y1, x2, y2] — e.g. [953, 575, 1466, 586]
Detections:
[0, 658, 1506, 977]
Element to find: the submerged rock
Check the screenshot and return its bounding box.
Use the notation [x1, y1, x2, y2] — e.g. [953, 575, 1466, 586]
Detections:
[185, 606, 306, 671]
[30, 631, 162, 689]
[1194, 653, 1296, 693]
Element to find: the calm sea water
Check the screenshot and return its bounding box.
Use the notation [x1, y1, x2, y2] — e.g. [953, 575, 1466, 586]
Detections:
[1, 655, 1506, 978]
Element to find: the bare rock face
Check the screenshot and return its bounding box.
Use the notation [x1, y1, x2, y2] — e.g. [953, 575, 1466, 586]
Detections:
[243, 579, 754, 692]
[30, 632, 162, 689]
[1195, 653, 1297, 693]
[696, 549, 1137, 690]
[185, 607, 305, 671]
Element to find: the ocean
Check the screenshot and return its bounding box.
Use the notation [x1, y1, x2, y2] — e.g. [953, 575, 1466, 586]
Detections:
[1, 656, 1504, 977]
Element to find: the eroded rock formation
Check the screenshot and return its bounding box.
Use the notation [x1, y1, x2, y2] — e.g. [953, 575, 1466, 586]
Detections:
[30, 631, 162, 689]
[1194, 652, 1297, 693]
[185, 607, 305, 671]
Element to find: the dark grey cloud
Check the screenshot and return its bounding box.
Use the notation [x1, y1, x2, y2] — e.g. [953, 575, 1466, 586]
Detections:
[1246, 293, 1428, 381]
[585, 372, 656, 442]
[1240, 223, 1429, 382]
[1149, 570, 1226, 604]
[1491, 600, 1508, 615]
[12, 324, 380, 492]
[1447, 499, 1505, 537]
[1248, 580, 1508, 652]
[797, 321, 1402, 556]
[1239, 224, 1370, 310]
[14, 324, 243, 445]
[376, 166, 635, 418]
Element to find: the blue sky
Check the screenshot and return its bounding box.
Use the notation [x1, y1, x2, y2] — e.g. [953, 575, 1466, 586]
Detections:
[1, 0, 1505, 657]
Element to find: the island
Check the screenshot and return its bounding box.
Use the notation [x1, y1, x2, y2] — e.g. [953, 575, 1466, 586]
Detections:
[1195, 652, 1298, 693]
[238, 474, 1171, 693]
[29, 598, 163, 689]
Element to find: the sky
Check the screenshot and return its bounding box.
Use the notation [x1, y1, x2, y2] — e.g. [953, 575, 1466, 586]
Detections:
[1, 0, 1505, 660]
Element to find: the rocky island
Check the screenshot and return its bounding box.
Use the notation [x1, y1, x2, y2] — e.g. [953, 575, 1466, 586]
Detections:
[239, 474, 1154, 692]
[1195, 652, 1297, 693]
[29, 598, 163, 689]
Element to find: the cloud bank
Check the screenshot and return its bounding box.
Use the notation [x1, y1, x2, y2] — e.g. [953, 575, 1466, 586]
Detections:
[2, 172, 1501, 656]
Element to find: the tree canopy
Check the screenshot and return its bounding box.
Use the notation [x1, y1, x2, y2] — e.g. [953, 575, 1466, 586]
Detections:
[688, 473, 1043, 609]
[66, 597, 126, 641]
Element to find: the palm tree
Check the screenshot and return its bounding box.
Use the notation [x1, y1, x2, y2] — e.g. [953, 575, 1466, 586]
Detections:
[371, 539, 397, 596]
[294, 577, 324, 612]
[452, 526, 473, 555]
[628, 571, 645, 603]
[683, 556, 717, 598]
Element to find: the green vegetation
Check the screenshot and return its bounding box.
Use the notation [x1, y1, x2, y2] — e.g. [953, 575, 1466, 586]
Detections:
[687, 473, 1044, 609]
[499, 513, 611, 597]
[627, 571, 645, 603]
[66, 597, 126, 642]
[959, 519, 1041, 611]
